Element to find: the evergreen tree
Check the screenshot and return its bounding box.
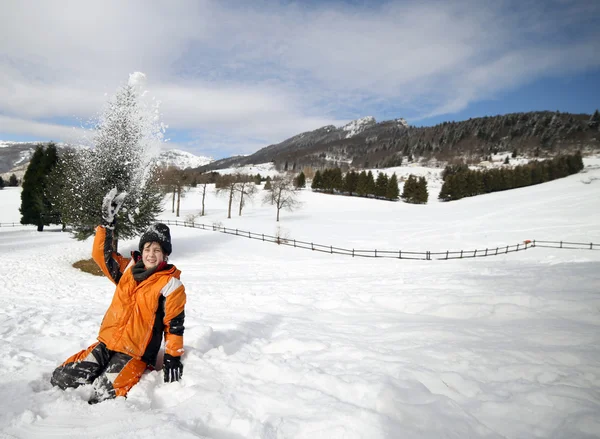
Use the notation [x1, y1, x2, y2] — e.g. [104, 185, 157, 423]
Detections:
[366, 171, 376, 196]
[311, 170, 322, 190]
[356, 171, 368, 196]
[19, 143, 59, 231]
[401, 175, 416, 203]
[293, 171, 306, 189]
[264, 176, 272, 190]
[343, 170, 358, 195]
[254, 173, 262, 185]
[20, 145, 45, 229]
[0, 176, 4, 189]
[416, 177, 429, 203]
[375, 172, 389, 198]
[438, 175, 455, 201]
[8, 174, 18, 186]
[58, 79, 164, 246]
[331, 167, 344, 193]
[386, 173, 399, 200]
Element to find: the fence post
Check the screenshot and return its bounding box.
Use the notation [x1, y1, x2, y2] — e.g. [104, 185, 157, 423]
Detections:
[236, 229, 238, 236]
[311, 243, 314, 251]
[399, 250, 402, 259]
[352, 249, 355, 257]
[474, 250, 477, 257]
[560, 241, 563, 248]
[446, 250, 449, 259]
[375, 249, 377, 257]
[517, 243, 520, 251]
[591, 243, 593, 250]
[460, 250, 463, 258]
[495, 247, 498, 255]
[248, 231, 251, 238]
[485, 248, 488, 256]
[262, 234, 264, 241]
[426, 251, 430, 260]
[294, 240, 296, 247]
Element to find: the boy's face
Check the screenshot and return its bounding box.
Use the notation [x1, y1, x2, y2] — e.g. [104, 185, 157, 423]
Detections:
[142, 242, 165, 269]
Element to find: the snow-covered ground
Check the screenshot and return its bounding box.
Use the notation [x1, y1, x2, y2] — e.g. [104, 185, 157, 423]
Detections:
[1, 159, 600, 438]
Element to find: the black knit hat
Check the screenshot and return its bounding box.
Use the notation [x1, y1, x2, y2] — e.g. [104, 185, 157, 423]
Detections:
[139, 223, 172, 255]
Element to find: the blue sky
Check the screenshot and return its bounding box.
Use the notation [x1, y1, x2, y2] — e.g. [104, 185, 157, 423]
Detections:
[1, 0, 599, 159]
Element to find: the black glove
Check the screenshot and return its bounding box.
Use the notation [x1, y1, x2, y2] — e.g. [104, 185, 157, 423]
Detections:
[163, 354, 183, 383]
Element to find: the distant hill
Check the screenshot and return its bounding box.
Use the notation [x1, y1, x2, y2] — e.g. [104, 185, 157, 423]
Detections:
[0, 142, 213, 180]
[198, 111, 600, 172]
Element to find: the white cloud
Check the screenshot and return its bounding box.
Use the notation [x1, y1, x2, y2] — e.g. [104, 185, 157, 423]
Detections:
[0, 115, 87, 142]
[1, 0, 599, 157]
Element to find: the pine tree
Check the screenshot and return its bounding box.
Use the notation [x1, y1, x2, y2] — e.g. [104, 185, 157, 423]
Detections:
[401, 175, 415, 202]
[264, 176, 272, 190]
[416, 177, 429, 203]
[8, 174, 18, 186]
[386, 173, 399, 200]
[343, 170, 358, 195]
[356, 171, 368, 196]
[311, 170, 322, 191]
[20, 145, 45, 229]
[375, 172, 388, 198]
[293, 171, 306, 189]
[331, 167, 343, 193]
[0, 176, 4, 189]
[19, 143, 59, 231]
[366, 171, 376, 196]
[438, 175, 454, 201]
[58, 78, 164, 246]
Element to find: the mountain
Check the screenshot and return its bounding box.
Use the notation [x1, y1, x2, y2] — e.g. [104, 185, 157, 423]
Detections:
[198, 111, 600, 172]
[0, 142, 214, 180]
[155, 149, 213, 169]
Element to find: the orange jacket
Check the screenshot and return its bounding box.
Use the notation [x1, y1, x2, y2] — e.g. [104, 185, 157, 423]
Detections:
[92, 226, 186, 362]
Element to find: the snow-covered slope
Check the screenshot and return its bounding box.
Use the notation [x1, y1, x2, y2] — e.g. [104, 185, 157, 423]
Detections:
[0, 141, 213, 177]
[0, 159, 599, 438]
[155, 148, 213, 169]
[342, 116, 376, 138]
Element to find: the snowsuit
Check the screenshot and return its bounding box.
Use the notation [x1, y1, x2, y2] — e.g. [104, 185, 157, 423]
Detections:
[51, 225, 186, 401]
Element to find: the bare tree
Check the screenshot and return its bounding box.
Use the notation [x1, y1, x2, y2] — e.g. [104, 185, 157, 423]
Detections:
[235, 178, 257, 216]
[197, 173, 211, 216]
[160, 167, 189, 217]
[215, 174, 237, 219]
[262, 175, 301, 221]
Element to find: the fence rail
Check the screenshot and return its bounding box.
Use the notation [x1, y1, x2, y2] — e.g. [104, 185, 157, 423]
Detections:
[531, 240, 597, 250]
[160, 220, 600, 261]
[0, 222, 24, 227]
[3, 219, 597, 260]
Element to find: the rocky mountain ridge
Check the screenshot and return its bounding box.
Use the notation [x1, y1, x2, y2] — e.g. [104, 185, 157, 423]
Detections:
[199, 111, 600, 172]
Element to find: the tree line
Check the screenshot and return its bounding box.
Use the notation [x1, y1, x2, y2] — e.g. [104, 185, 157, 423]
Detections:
[0, 173, 19, 189]
[439, 152, 584, 201]
[311, 168, 400, 201]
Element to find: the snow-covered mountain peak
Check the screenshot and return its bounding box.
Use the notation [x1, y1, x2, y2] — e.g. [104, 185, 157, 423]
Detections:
[396, 118, 409, 128]
[156, 148, 213, 170]
[342, 116, 376, 138]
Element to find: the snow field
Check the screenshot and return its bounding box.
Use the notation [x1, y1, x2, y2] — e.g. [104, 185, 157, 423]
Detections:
[0, 159, 599, 438]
